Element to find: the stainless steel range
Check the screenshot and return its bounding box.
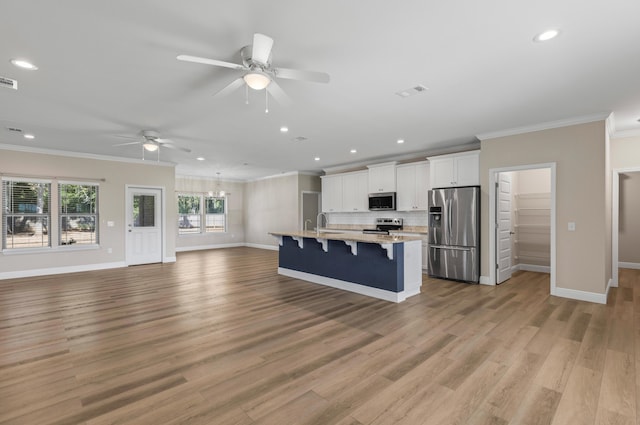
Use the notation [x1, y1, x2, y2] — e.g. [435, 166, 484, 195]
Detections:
[362, 218, 403, 235]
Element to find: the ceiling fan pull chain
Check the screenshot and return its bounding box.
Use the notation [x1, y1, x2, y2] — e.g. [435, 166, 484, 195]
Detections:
[265, 89, 269, 114]
[245, 84, 249, 105]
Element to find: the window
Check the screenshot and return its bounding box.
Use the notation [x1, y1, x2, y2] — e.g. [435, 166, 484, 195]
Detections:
[59, 183, 98, 245]
[2, 179, 51, 249]
[178, 194, 226, 235]
[205, 196, 226, 233]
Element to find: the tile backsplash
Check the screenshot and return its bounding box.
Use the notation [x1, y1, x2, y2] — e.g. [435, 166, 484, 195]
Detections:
[326, 211, 428, 227]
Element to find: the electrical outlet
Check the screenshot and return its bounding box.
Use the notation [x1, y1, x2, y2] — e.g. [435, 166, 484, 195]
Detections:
[568, 222, 576, 231]
[107, 248, 113, 254]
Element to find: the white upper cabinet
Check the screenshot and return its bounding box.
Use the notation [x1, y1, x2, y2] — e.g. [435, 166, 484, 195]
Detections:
[428, 151, 479, 188]
[321, 174, 343, 212]
[367, 162, 397, 193]
[396, 161, 430, 211]
[342, 171, 369, 212]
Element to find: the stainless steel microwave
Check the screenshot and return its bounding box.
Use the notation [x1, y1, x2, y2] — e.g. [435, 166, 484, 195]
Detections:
[368, 192, 396, 211]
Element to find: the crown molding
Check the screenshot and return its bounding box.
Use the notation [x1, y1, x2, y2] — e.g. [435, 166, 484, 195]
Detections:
[0, 143, 176, 167]
[476, 112, 611, 141]
[612, 129, 640, 139]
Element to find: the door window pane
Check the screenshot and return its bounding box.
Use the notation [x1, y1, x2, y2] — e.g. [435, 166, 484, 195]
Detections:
[133, 195, 155, 227]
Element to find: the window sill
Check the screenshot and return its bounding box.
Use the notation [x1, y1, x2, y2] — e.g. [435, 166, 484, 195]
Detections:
[2, 244, 100, 255]
[178, 232, 228, 237]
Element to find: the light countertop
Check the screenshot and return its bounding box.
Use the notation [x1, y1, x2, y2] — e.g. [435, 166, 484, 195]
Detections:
[269, 230, 423, 244]
[323, 224, 428, 235]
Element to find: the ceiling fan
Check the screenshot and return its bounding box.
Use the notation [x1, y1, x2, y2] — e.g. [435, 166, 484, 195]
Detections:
[177, 33, 330, 107]
[113, 130, 191, 154]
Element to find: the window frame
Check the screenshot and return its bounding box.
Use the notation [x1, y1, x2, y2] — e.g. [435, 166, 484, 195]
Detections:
[2, 177, 52, 251]
[58, 181, 99, 247]
[177, 192, 227, 235]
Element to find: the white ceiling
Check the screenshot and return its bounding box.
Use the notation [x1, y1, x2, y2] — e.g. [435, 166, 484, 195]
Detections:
[1, 0, 640, 180]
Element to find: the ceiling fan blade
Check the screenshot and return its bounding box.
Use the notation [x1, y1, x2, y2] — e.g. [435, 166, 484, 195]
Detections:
[113, 141, 141, 147]
[177, 55, 246, 70]
[161, 143, 191, 153]
[274, 67, 330, 84]
[266, 81, 292, 107]
[252, 33, 274, 65]
[114, 134, 141, 140]
[214, 78, 246, 97]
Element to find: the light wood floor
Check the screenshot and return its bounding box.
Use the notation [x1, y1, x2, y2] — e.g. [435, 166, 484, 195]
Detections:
[1, 247, 638, 425]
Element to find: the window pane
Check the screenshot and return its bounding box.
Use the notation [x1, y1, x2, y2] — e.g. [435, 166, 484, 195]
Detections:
[59, 184, 99, 246]
[4, 216, 50, 249]
[205, 196, 226, 233]
[178, 195, 201, 234]
[3, 180, 51, 250]
[133, 195, 155, 227]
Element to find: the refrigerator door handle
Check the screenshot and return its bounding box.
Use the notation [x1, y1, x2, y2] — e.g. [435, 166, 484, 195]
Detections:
[429, 245, 472, 251]
[447, 198, 453, 240]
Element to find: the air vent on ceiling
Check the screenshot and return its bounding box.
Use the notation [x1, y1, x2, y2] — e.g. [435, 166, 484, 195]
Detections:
[6, 127, 23, 133]
[0, 76, 18, 90]
[292, 136, 308, 142]
[395, 84, 428, 98]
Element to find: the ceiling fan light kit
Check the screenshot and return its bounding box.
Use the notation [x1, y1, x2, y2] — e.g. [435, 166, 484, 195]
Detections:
[177, 32, 329, 107]
[243, 71, 271, 90]
[143, 142, 158, 152]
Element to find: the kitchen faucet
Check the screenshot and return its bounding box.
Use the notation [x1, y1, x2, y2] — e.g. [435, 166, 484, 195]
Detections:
[316, 212, 328, 235]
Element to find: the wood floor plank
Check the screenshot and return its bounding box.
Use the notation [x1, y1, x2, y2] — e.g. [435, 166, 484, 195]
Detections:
[1, 250, 640, 425]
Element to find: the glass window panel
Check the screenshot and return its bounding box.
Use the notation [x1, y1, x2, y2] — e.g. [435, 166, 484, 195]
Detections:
[133, 194, 156, 227]
[3, 180, 51, 250]
[178, 195, 202, 234]
[59, 183, 99, 246]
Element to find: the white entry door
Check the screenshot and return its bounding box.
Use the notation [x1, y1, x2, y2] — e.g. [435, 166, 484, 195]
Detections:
[496, 173, 513, 284]
[126, 186, 163, 265]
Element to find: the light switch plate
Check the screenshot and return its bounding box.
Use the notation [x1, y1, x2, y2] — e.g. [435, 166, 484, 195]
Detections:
[568, 222, 576, 231]
[107, 221, 115, 227]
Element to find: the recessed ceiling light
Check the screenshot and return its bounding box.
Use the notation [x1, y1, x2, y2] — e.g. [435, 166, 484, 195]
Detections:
[11, 59, 38, 70]
[23, 134, 35, 139]
[533, 29, 560, 42]
[397, 139, 405, 144]
[196, 157, 205, 161]
[314, 157, 320, 161]
[280, 126, 289, 133]
[350, 149, 357, 154]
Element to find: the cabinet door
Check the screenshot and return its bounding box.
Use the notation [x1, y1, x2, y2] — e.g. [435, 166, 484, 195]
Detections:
[415, 162, 430, 209]
[396, 165, 416, 211]
[321, 175, 343, 212]
[430, 158, 455, 188]
[454, 153, 479, 186]
[342, 171, 368, 212]
[368, 164, 396, 193]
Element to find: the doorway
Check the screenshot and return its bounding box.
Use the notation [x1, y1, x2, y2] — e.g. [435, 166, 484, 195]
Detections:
[125, 186, 164, 265]
[489, 163, 556, 291]
[301, 191, 320, 231]
[612, 167, 640, 287]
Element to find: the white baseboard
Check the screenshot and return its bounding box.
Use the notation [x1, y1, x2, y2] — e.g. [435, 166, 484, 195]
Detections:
[479, 275, 492, 285]
[513, 264, 551, 273]
[245, 243, 279, 251]
[176, 243, 245, 252]
[278, 267, 418, 303]
[619, 262, 640, 270]
[0, 261, 127, 281]
[551, 286, 608, 304]
[163, 256, 177, 263]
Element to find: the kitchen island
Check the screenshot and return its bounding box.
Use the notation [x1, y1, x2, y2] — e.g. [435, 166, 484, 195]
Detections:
[269, 231, 423, 302]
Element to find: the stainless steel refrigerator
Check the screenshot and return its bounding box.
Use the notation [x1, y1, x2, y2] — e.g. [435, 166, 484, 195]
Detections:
[427, 186, 480, 283]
